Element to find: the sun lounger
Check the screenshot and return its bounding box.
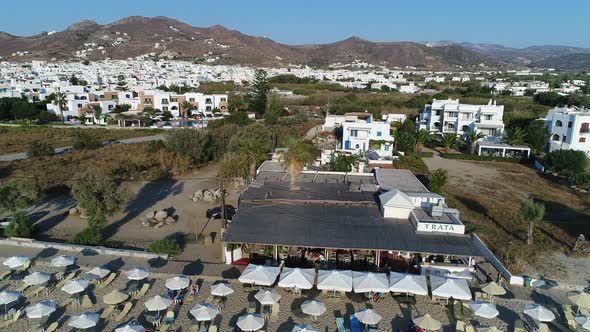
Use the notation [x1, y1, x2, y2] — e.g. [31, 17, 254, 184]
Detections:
[98, 272, 117, 289]
[101, 305, 114, 319]
[82, 294, 93, 308]
[513, 319, 526, 332]
[205, 295, 214, 303]
[159, 311, 174, 332]
[45, 322, 59, 332]
[0, 309, 20, 328]
[59, 297, 74, 308]
[335, 316, 347, 332]
[453, 301, 464, 320]
[208, 326, 218, 332]
[456, 321, 466, 332]
[115, 302, 133, 322]
[26, 286, 46, 298]
[465, 324, 476, 332]
[133, 283, 150, 300]
[17, 283, 30, 293]
[247, 301, 257, 314]
[350, 314, 361, 332]
[538, 323, 549, 332]
[0, 270, 11, 281]
[16, 261, 30, 274]
[270, 302, 280, 322]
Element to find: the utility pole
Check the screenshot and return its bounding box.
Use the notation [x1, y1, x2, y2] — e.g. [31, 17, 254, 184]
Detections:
[219, 177, 227, 230]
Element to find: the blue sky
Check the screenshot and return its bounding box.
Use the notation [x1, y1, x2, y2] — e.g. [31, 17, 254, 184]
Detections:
[1, 0, 589, 48]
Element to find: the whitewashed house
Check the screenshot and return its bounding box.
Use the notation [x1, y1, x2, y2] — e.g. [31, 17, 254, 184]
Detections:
[545, 106, 590, 155]
[334, 113, 394, 157]
[417, 99, 505, 137]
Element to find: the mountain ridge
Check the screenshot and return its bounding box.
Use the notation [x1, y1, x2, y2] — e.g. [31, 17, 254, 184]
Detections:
[0, 16, 499, 69]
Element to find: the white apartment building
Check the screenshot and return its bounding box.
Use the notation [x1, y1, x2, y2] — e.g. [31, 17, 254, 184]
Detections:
[323, 113, 394, 157]
[417, 99, 505, 137]
[545, 107, 590, 155]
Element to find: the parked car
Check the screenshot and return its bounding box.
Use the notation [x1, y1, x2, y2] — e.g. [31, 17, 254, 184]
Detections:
[206, 205, 236, 220]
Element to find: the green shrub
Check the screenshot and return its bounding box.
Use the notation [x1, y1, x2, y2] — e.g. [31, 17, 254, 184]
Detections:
[568, 172, 590, 186]
[545, 149, 587, 174]
[71, 130, 102, 150]
[147, 237, 180, 256]
[27, 140, 54, 157]
[419, 151, 434, 158]
[428, 169, 448, 194]
[393, 154, 429, 175]
[442, 153, 525, 163]
[71, 227, 102, 245]
[4, 211, 33, 238]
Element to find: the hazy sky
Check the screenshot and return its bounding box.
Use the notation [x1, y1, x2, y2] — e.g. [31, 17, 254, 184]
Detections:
[1, 0, 589, 48]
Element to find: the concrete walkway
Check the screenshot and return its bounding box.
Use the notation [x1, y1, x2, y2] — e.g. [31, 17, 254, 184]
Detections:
[0, 134, 164, 162]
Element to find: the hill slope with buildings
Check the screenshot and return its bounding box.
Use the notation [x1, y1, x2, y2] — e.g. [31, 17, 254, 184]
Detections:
[0, 16, 498, 69]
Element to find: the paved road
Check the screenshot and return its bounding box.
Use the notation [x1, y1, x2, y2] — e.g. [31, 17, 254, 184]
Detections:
[0, 134, 165, 162]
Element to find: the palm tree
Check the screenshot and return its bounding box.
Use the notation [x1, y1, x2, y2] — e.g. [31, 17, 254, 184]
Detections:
[520, 199, 545, 245]
[466, 130, 485, 155]
[92, 106, 102, 124]
[180, 101, 193, 127]
[504, 128, 527, 146]
[235, 138, 268, 179]
[440, 133, 458, 153]
[52, 92, 67, 124]
[414, 130, 432, 153]
[278, 137, 315, 190]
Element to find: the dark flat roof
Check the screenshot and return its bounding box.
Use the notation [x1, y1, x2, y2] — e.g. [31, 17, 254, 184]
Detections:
[374, 169, 429, 193]
[222, 202, 482, 257]
[242, 182, 376, 202]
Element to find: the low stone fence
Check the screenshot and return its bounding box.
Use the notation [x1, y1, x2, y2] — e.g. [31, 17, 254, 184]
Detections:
[0, 237, 168, 260]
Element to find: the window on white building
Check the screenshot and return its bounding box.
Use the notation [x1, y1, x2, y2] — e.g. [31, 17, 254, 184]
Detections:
[581, 123, 590, 133]
[350, 130, 358, 137]
[555, 120, 563, 127]
[552, 134, 560, 141]
[376, 131, 382, 137]
[483, 114, 493, 121]
[580, 137, 586, 143]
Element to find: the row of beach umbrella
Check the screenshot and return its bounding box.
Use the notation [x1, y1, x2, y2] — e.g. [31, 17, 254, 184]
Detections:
[239, 264, 478, 300]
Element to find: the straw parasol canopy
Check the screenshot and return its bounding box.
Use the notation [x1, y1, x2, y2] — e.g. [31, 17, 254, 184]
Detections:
[25, 300, 57, 319]
[575, 316, 590, 330]
[125, 267, 150, 281]
[85, 267, 110, 280]
[278, 267, 316, 290]
[354, 308, 382, 325]
[568, 292, 590, 309]
[24, 271, 51, 285]
[255, 288, 281, 305]
[210, 282, 234, 297]
[389, 272, 428, 296]
[51, 255, 76, 267]
[292, 323, 319, 332]
[523, 303, 555, 322]
[238, 264, 280, 286]
[413, 314, 442, 331]
[144, 295, 172, 313]
[481, 282, 506, 296]
[301, 299, 327, 317]
[236, 313, 265, 331]
[165, 275, 190, 290]
[115, 322, 145, 332]
[190, 303, 219, 321]
[469, 301, 499, 319]
[430, 276, 472, 300]
[103, 289, 129, 305]
[3, 256, 30, 269]
[352, 272, 389, 293]
[68, 312, 100, 330]
[317, 270, 353, 292]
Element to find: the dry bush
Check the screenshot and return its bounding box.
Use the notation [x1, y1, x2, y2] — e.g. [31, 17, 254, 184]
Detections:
[157, 150, 192, 176]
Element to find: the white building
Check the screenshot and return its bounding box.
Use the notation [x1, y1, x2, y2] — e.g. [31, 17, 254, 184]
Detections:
[417, 99, 504, 137]
[325, 112, 394, 157]
[545, 106, 590, 155]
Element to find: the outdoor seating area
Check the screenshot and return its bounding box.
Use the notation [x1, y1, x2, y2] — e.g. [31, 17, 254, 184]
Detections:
[0, 255, 588, 331]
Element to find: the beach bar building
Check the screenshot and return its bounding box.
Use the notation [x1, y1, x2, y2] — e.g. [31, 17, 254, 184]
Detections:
[222, 164, 484, 276]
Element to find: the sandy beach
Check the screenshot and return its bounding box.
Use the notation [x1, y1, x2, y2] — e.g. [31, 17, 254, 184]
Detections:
[0, 260, 569, 332]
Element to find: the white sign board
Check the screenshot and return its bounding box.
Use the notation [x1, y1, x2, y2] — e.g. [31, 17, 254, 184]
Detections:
[416, 222, 464, 234]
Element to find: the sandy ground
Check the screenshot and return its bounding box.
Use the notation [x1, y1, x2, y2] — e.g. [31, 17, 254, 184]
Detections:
[30, 163, 238, 263]
[0, 261, 570, 332]
[422, 150, 590, 287]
